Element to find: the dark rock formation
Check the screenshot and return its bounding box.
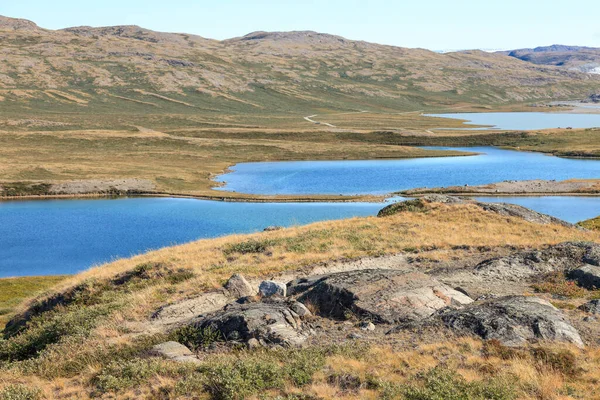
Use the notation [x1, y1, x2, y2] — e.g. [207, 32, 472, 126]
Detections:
[195, 299, 310, 347]
[579, 300, 600, 314]
[439, 296, 583, 347]
[291, 269, 472, 323]
[568, 265, 600, 290]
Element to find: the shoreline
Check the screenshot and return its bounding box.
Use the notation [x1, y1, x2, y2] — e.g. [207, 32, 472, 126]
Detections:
[0, 191, 389, 204]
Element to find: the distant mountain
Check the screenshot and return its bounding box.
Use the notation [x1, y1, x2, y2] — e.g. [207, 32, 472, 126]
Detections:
[1, 15, 599, 116]
[501, 45, 600, 74]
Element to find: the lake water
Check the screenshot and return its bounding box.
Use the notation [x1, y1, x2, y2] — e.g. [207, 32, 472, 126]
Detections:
[3, 146, 600, 278]
[216, 147, 600, 195]
[425, 112, 600, 130]
[0, 198, 383, 278]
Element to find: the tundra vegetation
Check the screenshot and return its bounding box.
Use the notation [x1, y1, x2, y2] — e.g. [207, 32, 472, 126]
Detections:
[1, 200, 600, 399]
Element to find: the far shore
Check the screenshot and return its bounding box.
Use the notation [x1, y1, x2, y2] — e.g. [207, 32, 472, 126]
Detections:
[398, 179, 600, 197]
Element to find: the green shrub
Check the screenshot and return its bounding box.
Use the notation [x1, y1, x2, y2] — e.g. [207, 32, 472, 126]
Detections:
[283, 348, 326, 387]
[201, 358, 284, 400]
[0, 302, 119, 362]
[223, 239, 277, 256]
[171, 325, 223, 350]
[0, 385, 42, 400]
[93, 358, 193, 393]
[403, 367, 517, 400]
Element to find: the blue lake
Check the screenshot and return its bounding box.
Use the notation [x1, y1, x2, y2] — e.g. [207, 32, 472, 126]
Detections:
[216, 147, 600, 195]
[2, 146, 600, 278]
[0, 198, 383, 278]
[425, 112, 600, 130]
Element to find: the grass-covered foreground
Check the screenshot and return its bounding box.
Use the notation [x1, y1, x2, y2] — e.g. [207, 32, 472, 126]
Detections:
[0, 276, 67, 329]
[1, 202, 599, 399]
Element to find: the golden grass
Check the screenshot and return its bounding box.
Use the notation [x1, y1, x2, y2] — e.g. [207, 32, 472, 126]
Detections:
[1, 204, 599, 398]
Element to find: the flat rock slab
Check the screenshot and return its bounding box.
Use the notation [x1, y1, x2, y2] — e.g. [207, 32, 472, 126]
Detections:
[439, 296, 583, 347]
[475, 242, 600, 281]
[195, 299, 309, 347]
[148, 341, 200, 363]
[292, 269, 473, 324]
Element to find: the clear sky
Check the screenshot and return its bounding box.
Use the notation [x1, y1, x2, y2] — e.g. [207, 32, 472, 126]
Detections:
[1, 0, 599, 50]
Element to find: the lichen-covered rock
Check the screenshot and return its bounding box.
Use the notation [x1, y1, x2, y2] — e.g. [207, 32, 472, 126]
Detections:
[259, 280, 287, 297]
[224, 274, 255, 298]
[569, 265, 600, 290]
[439, 296, 583, 347]
[194, 299, 309, 347]
[475, 242, 600, 281]
[292, 269, 472, 324]
[579, 300, 600, 314]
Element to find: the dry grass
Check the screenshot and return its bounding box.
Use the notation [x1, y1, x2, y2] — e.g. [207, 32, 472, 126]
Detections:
[1, 203, 599, 398]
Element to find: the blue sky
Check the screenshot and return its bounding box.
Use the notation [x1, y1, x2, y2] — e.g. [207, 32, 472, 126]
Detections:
[1, 0, 599, 50]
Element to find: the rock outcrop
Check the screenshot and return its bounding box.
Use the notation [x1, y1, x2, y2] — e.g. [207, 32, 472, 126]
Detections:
[439, 296, 583, 347]
[579, 300, 600, 314]
[259, 280, 287, 297]
[291, 269, 473, 323]
[378, 195, 573, 227]
[568, 265, 600, 290]
[474, 242, 600, 281]
[194, 299, 310, 347]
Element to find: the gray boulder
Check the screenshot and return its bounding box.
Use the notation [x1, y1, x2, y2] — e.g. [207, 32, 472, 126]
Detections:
[579, 300, 600, 314]
[291, 269, 472, 324]
[148, 341, 200, 364]
[259, 280, 287, 297]
[439, 296, 583, 347]
[195, 299, 309, 347]
[568, 264, 600, 290]
[475, 242, 600, 281]
[224, 274, 255, 298]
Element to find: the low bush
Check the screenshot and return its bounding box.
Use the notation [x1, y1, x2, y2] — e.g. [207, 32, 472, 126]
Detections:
[403, 367, 517, 400]
[171, 325, 223, 350]
[0, 385, 42, 400]
[0, 302, 120, 362]
[223, 239, 277, 256]
[530, 347, 580, 377]
[201, 358, 284, 400]
[531, 272, 587, 298]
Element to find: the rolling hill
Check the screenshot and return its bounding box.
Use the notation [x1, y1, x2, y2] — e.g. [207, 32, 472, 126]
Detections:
[1, 14, 599, 121]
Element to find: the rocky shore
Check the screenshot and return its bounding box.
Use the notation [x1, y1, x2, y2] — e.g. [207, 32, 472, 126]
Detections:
[400, 179, 600, 196]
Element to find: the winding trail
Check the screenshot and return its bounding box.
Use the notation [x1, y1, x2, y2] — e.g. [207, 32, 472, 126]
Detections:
[303, 115, 337, 128]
